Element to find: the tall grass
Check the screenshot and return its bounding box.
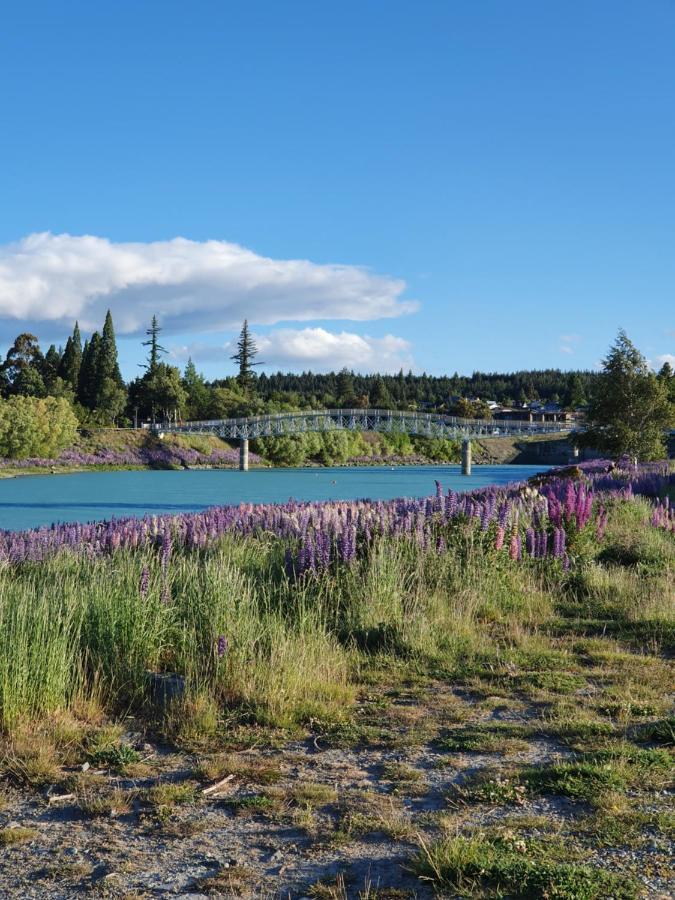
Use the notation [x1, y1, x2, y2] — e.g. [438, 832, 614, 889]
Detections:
[0, 495, 671, 735]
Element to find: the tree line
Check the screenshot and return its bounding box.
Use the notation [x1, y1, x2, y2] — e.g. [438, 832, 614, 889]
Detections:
[0, 317, 672, 459]
[0, 315, 604, 425]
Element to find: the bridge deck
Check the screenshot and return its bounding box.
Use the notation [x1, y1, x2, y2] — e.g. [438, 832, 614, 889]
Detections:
[160, 408, 575, 441]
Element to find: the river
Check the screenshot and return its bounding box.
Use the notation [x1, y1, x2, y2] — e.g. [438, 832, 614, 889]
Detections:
[0, 464, 548, 531]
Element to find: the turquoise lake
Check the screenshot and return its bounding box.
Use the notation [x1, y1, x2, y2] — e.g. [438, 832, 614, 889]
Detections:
[0, 465, 548, 531]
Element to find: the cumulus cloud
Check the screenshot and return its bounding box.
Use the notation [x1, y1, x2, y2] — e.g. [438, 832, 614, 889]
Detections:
[0, 232, 416, 338]
[171, 327, 415, 374]
[654, 353, 675, 369]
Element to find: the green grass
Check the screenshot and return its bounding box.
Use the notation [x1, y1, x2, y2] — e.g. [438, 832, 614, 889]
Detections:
[0, 494, 672, 743]
[412, 833, 640, 899]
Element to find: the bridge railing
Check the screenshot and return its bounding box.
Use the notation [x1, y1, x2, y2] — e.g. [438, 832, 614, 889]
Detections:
[161, 408, 575, 439]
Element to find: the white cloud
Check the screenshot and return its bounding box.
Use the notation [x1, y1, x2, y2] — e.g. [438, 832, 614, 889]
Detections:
[654, 353, 675, 369]
[559, 333, 581, 355]
[171, 327, 415, 374]
[0, 232, 416, 338]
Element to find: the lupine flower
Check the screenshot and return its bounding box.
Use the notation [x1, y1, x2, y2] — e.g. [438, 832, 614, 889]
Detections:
[525, 528, 535, 556]
[509, 533, 521, 561]
[139, 566, 150, 599]
[217, 635, 228, 658]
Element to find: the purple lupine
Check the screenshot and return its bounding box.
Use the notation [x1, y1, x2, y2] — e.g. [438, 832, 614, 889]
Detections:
[139, 566, 150, 599]
[217, 635, 228, 658]
[525, 527, 535, 556]
[160, 527, 172, 573]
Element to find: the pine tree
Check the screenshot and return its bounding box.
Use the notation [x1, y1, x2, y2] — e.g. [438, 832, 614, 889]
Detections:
[230, 320, 262, 393]
[98, 310, 124, 387]
[78, 332, 102, 408]
[41, 344, 62, 391]
[142, 315, 166, 373]
[337, 368, 355, 406]
[182, 358, 210, 419]
[370, 375, 393, 409]
[59, 322, 83, 391]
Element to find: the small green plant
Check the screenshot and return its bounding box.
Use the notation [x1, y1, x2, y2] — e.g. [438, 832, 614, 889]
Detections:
[88, 742, 140, 769]
[412, 833, 640, 898]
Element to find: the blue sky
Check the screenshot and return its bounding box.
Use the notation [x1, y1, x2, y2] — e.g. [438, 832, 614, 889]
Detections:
[1, 0, 673, 380]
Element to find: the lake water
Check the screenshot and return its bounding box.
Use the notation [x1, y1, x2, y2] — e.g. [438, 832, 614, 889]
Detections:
[0, 465, 548, 531]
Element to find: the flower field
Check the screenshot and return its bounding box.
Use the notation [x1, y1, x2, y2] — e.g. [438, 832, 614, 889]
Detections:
[0, 442, 262, 472]
[0, 459, 672, 897]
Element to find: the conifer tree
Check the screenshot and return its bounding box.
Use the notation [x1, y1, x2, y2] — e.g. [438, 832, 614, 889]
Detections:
[59, 322, 83, 391]
[230, 320, 262, 393]
[98, 310, 124, 387]
[41, 344, 62, 391]
[78, 332, 101, 408]
[142, 315, 166, 373]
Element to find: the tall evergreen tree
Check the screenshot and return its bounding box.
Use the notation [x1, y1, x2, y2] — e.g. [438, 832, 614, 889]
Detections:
[230, 320, 262, 393]
[182, 358, 210, 419]
[370, 375, 393, 408]
[337, 368, 355, 405]
[142, 315, 166, 373]
[59, 322, 83, 391]
[78, 332, 101, 408]
[98, 311, 124, 387]
[41, 344, 62, 392]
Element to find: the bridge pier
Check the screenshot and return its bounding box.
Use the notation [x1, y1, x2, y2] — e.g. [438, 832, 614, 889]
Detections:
[461, 439, 472, 476]
[239, 438, 249, 472]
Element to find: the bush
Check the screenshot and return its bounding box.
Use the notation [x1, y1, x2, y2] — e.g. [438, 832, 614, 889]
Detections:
[0, 395, 78, 458]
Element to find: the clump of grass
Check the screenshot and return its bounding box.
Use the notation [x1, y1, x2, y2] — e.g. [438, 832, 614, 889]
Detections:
[1, 730, 62, 787]
[454, 769, 528, 807]
[412, 833, 640, 899]
[633, 716, 675, 746]
[143, 781, 198, 810]
[522, 746, 672, 807]
[334, 791, 414, 842]
[194, 752, 281, 785]
[438, 723, 532, 753]
[0, 826, 38, 845]
[76, 786, 135, 818]
[223, 793, 278, 816]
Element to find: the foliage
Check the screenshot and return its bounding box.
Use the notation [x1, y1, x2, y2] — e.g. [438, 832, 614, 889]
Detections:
[231, 319, 261, 393]
[0, 396, 78, 458]
[58, 322, 82, 391]
[578, 330, 673, 461]
[141, 315, 167, 373]
[1, 333, 45, 397]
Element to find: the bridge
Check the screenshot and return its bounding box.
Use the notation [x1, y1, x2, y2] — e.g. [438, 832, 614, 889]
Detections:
[158, 409, 577, 474]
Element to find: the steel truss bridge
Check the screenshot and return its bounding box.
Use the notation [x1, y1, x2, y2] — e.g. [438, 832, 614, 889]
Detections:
[159, 409, 576, 472]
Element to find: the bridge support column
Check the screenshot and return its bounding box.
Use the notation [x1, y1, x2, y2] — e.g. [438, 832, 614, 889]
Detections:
[461, 439, 472, 476]
[239, 438, 249, 472]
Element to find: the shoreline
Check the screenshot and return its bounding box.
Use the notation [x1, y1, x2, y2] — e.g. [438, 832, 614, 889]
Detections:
[0, 458, 515, 479]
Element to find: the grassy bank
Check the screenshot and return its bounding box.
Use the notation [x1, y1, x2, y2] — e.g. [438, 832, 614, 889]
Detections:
[0, 426, 575, 475]
[0, 463, 672, 897]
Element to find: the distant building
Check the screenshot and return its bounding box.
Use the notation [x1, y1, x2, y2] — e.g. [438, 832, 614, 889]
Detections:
[494, 406, 576, 424]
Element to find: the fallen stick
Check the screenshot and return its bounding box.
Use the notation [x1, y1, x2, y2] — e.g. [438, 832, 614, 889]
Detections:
[48, 793, 76, 804]
[201, 773, 236, 796]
